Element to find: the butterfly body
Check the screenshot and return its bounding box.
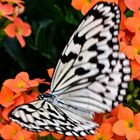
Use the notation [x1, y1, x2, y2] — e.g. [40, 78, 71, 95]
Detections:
[9, 2, 131, 137]
[38, 93, 93, 120]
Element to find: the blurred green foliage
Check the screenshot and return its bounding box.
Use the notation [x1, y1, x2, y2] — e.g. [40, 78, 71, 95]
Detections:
[125, 80, 140, 112]
[0, 0, 82, 86]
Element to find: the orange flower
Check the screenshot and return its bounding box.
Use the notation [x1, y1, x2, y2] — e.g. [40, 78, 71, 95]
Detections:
[71, 0, 95, 15]
[119, 41, 135, 60]
[113, 107, 140, 140]
[39, 131, 50, 137]
[0, 3, 14, 20]
[0, 86, 15, 108]
[124, 0, 140, 11]
[0, 108, 8, 127]
[4, 17, 31, 47]
[65, 137, 76, 140]
[124, 11, 140, 33]
[93, 123, 113, 140]
[111, 104, 123, 118]
[51, 132, 64, 140]
[85, 135, 95, 140]
[93, 113, 104, 125]
[131, 32, 140, 64]
[130, 60, 140, 80]
[101, 104, 123, 125]
[112, 134, 126, 140]
[120, 14, 127, 30]
[2, 95, 24, 121]
[118, 0, 126, 30]
[71, 0, 118, 15]
[47, 68, 54, 78]
[0, 122, 34, 140]
[118, 0, 126, 13]
[22, 91, 38, 104]
[119, 30, 134, 46]
[120, 32, 140, 64]
[3, 72, 38, 93]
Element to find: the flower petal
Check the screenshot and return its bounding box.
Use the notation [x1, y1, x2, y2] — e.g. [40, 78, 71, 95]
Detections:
[51, 132, 64, 140]
[16, 72, 29, 81]
[124, 17, 140, 33]
[124, 0, 140, 11]
[71, 0, 85, 10]
[134, 113, 140, 129]
[0, 124, 16, 139]
[39, 131, 50, 137]
[118, 107, 134, 121]
[100, 123, 113, 139]
[126, 130, 140, 140]
[16, 34, 26, 47]
[113, 120, 126, 136]
[131, 60, 140, 80]
[120, 42, 135, 60]
[47, 68, 54, 78]
[4, 23, 16, 37]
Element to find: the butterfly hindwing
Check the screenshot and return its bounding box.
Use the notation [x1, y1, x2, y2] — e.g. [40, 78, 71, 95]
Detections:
[9, 100, 97, 136]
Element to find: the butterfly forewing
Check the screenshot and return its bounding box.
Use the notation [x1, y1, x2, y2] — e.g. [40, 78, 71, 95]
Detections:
[50, 2, 131, 114]
[51, 2, 121, 92]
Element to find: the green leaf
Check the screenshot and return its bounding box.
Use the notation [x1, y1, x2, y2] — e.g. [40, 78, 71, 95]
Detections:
[135, 100, 140, 106]
[133, 87, 139, 98]
[128, 81, 134, 92]
[125, 10, 134, 17]
[126, 94, 133, 102]
[37, 134, 57, 140]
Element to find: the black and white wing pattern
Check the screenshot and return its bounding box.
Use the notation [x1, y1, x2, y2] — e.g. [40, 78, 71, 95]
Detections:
[9, 2, 131, 137]
[9, 100, 97, 136]
[50, 2, 131, 115]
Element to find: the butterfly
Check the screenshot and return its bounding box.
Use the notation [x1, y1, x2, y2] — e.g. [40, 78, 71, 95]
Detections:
[9, 1, 131, 137]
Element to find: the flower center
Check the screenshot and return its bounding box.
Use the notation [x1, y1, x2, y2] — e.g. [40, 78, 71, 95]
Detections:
[98, 138, 103, 140]
[97, 136, 104, 140]
[0, 11, 4, 16]
[86, 0, 91, 3]
[8, 97, 13, 102]
[128, 121, 134, 128]
[137, 49, 140, 55]
[17, 83, 24, 88]
[16, 28, 22, 35]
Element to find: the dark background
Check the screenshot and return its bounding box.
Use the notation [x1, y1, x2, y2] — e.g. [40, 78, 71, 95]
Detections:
[0, 0, 82, 86]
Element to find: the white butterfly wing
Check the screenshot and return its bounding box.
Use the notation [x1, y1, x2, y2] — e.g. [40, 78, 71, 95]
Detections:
[50, 2, 131, 115]
[51, 2, 120, 92]
[9, 100, 97, 136]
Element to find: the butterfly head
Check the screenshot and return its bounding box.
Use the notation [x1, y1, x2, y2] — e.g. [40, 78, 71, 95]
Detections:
[38, 93, 56, 102]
